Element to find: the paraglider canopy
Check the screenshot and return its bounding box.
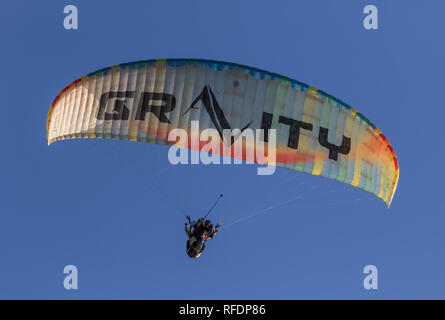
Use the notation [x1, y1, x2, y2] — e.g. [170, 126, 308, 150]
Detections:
[46, 59, 399, 206]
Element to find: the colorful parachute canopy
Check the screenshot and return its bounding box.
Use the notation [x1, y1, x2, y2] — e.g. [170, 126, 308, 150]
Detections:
[46, 59, 399, 206]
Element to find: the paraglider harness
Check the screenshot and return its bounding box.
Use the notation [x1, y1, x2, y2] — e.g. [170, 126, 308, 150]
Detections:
[185, 217, 220, 258]
[185, 194, 222, 259]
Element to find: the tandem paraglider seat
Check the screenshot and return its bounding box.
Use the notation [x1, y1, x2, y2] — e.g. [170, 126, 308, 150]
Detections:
[183, 195, 223, 259]
[185, 217, 219, 259]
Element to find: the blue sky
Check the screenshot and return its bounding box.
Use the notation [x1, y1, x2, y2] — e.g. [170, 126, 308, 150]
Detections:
[1, 0, 444, 299]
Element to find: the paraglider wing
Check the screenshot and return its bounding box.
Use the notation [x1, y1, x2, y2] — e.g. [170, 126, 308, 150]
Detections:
[47, 59, 399, 206]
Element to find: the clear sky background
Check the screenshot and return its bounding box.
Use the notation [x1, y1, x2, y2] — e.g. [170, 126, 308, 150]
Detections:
[1, 0, 444, 299]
